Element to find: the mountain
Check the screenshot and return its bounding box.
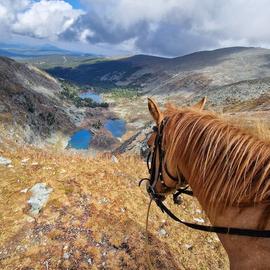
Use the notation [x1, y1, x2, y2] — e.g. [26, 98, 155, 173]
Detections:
[47, 47, 270, 109]
[0, 43, 95, 57]
[0, 56, 78, 144]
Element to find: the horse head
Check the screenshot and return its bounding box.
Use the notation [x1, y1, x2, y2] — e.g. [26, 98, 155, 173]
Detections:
[146, 97, 206, 200]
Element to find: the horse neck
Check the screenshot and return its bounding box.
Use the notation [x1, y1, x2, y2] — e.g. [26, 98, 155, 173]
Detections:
[165, 112, 270, 269]
[165, 109, 270, 209]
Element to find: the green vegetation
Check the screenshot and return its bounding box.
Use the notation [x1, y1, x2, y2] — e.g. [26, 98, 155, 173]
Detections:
[92, 120, 102, 129]
[60, 80, 79, 100]
[96, 86, 141, 99]
[16, 56, 110, 69]
[60, 81, 109, 108]
[106, 88, 140, 99]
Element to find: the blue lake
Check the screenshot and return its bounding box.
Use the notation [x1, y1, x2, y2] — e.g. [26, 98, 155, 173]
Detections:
[79, 92, 102, 103]
[68, 120, 126, 150]
[68, 129, 92, 149]
[105, 119, 126, 138]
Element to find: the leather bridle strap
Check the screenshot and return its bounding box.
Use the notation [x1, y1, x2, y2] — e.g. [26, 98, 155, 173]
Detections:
[155, 199, 270, 237]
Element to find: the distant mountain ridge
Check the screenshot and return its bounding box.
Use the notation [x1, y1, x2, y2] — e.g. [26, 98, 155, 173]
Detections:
[0, 43, 95, 57]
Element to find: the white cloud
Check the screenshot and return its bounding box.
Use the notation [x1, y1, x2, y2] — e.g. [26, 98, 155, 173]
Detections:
[79, 28, 94, 43]
[73, 0, 270, 56]
[0, 0, 84, 40]
[1, 0, 270, 56]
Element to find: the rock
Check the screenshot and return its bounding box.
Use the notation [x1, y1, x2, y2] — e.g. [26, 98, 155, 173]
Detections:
[20, 188, 28, 193]
[111, 155, 119, 163]
[183, 244, 193, 250]
[7, 164, 14, 168]
[99, 197, 109, 204]
[21, 158, 30, 164]
[63, 252, 70, 259]
[31, 162, 39, 166]
[158, 228, 167, 237]
[193, 217, 205, 223]
[28, 183, 53, 215]
[0, 156, 12, 166]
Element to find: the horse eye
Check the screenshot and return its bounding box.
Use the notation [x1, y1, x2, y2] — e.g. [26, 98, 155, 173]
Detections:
[152, 126, 158, 132]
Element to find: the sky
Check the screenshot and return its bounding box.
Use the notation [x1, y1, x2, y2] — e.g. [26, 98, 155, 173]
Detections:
[0, 0, 270, 57]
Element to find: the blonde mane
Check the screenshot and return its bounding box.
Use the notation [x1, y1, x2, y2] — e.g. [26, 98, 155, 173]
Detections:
[164, 105, 270, 211]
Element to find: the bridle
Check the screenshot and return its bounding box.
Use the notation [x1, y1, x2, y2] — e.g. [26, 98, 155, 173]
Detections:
[139, 117, 192, 201]
[140, 117, 270, 238]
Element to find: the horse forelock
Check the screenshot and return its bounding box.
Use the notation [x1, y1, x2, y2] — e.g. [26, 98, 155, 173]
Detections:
[163, 106, 270, 212]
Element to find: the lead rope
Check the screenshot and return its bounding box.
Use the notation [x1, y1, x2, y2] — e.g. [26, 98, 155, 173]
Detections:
[145, 198, 155, 270]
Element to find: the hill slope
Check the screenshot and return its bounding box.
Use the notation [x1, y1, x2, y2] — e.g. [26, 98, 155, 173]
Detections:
[0, 57, 77, 144]
[0, 139, 228, 269]
[46, 47, 270, 113]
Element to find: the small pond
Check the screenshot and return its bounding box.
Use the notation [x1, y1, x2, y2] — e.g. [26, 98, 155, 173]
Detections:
[79, 92, 102, 103]
[68, 129, 93, 150]
[68, 120, 126, 150]
[105, 119, 126, 138]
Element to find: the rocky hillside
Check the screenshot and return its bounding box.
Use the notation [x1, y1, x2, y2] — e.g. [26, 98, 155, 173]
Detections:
[0, 57, 84, 145]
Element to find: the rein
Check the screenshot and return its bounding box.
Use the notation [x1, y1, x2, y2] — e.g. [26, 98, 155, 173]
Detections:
[140, 118, 270, 238]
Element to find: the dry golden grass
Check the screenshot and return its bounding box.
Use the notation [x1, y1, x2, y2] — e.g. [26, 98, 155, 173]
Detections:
[0, 138, 228, 269]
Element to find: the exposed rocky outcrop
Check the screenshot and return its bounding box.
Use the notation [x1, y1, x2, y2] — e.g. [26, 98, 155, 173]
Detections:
[113, 125, 152, 158]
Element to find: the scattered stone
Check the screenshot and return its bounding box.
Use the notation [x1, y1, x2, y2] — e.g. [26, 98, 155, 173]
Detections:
[21, 158, 30, 164]
[7, 164, 14, 168]
[111, 155, 119, 163]
[193, 217, 205, 223]
[183, 244, 193, 250]
[158, 228, 167, 237]
[28, 183, 53, 215]
[99, 198, 109, 204]
[44, 260, 49, 270]
[20, 188, 28, 193]
[0, 156, 12, 166]
[195, 209, 202, 214]
[120, 208, 126, 213]
[63, 252, 70, 259]
[87, 258, 93, 265]
[31, 162, 39, 166]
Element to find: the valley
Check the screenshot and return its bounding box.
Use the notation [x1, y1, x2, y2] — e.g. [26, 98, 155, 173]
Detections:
[4, 46, 270, 155]
[2, 46, 270, 269]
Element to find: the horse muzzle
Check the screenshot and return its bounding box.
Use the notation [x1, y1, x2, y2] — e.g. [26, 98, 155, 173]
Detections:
[146, 181, 166, 201]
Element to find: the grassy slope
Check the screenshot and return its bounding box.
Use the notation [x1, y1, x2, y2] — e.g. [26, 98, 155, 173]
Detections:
[0, 139, 228, 270]
[16, 56, 109, 70]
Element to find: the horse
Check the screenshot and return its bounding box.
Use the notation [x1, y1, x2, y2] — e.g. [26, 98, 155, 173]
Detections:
[146, 97, 270, 270]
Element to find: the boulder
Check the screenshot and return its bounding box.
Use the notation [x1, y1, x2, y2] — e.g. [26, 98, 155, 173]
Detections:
[28, 183, 53, 215]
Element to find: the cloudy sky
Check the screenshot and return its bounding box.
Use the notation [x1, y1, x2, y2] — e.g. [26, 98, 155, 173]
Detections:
[1, 0, 270, 57]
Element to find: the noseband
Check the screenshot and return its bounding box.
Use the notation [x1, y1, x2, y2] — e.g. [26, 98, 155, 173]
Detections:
[139, 118, 270, 238]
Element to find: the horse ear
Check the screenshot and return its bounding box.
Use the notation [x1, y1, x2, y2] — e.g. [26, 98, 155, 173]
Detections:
[148, 98, 163, 124]
[193, 97, 207, 110]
